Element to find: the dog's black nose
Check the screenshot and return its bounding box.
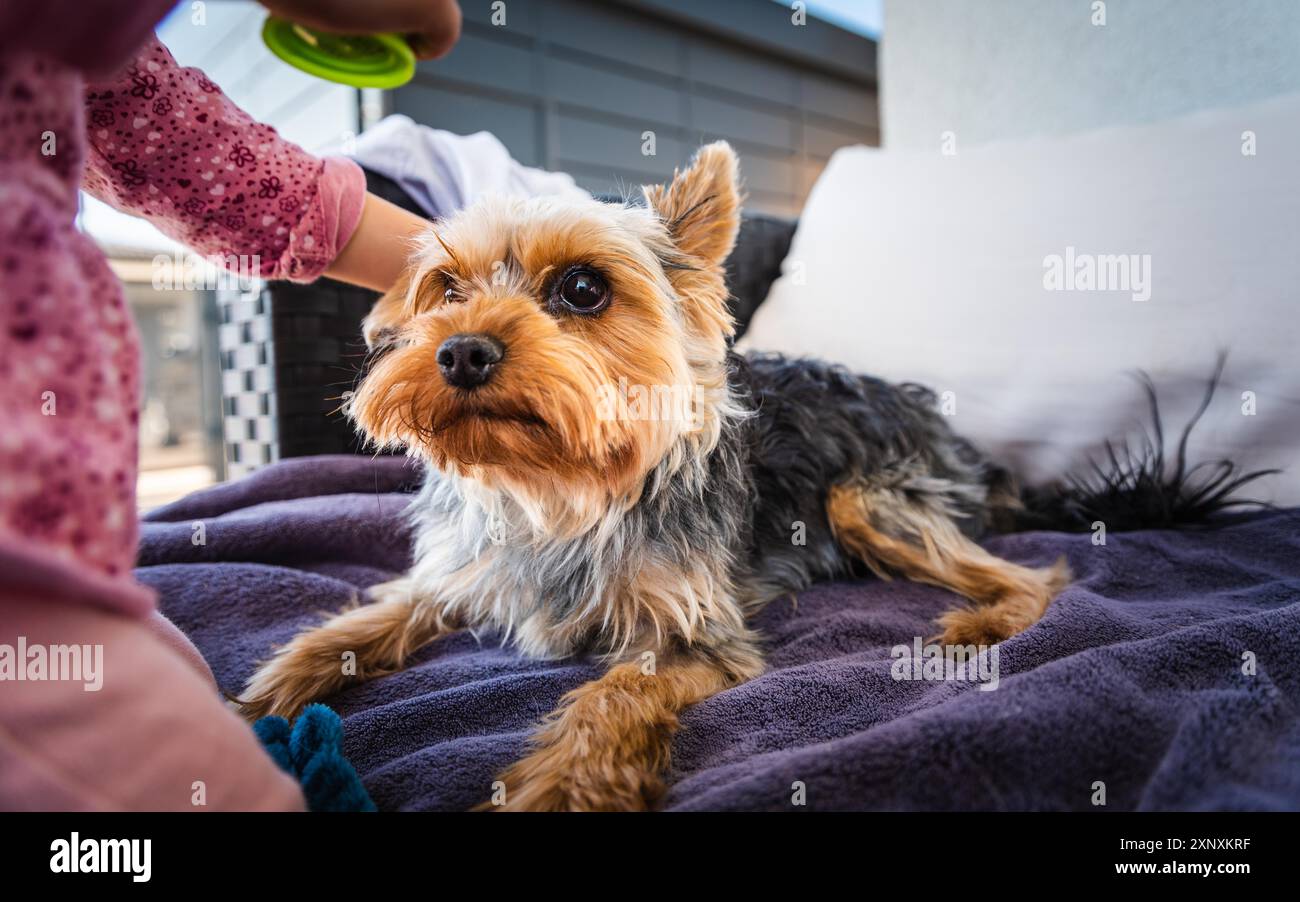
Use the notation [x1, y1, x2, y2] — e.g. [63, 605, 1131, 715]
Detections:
[437, 333, 504, 389]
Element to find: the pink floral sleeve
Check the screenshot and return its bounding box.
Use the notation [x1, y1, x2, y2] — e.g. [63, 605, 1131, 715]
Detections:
[81, 35, 366, 282]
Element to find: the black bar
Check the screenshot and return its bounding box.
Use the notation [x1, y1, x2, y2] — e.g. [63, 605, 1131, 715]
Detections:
[2, 811, 1285, 888]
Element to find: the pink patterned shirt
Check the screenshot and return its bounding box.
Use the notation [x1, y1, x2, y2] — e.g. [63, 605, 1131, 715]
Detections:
[0, 18, 366, 617]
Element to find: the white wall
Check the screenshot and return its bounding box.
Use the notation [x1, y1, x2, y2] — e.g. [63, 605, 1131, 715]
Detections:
[882, 0, 1300, 150]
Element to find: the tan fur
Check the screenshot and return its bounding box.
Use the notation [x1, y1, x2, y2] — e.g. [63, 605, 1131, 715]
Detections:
[481, 655, 745, 812]
[826, 480, 1070, 646]
[239, 578, 455, 719]
[643, 144, 743, 412]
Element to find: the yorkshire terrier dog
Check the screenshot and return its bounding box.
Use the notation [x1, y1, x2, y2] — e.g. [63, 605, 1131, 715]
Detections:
[238, 142, 1074, 811]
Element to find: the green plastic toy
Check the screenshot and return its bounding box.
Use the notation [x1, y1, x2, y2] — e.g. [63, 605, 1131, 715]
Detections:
[261, 16, 416, 89]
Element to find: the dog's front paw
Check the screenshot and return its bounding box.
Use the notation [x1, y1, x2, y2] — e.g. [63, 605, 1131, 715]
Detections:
[237, 639, 343, 722]
[477, 746, 663, 812]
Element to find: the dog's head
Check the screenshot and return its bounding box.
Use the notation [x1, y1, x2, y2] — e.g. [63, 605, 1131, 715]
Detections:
[350, 142, 742, 515]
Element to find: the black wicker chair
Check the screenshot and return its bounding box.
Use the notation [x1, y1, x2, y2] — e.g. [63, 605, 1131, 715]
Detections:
[217, 169, 795, 476]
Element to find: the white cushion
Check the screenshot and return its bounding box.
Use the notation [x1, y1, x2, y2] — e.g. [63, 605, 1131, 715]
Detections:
[739, 92, 1300, 505]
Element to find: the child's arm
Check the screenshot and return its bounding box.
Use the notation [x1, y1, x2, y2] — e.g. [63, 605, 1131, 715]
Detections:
[82, 34, 426, 289]
[324, 192, 430, 292]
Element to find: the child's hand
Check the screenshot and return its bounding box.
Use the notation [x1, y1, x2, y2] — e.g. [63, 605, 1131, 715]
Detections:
[261, 0, 463, 61]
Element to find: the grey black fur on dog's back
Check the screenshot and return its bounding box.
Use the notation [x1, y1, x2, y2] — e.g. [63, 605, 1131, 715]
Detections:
[728, 350, 1274, 590]
[724, 351, 1017, 606]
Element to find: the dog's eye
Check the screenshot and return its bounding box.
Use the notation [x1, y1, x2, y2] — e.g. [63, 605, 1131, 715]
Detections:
[444, 286, 463, 304]
[556, 268, 609, 313]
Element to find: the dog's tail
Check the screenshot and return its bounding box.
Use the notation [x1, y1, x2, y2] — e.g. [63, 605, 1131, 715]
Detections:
[1006, 354, 1279, 533]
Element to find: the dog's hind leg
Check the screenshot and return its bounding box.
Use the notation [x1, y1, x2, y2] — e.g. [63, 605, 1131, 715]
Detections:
[826, 477, 1069, 646]
[238, 577, 458, 720]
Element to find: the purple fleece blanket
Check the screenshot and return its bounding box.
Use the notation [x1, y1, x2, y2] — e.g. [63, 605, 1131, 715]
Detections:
[137, 455, 1300, 811]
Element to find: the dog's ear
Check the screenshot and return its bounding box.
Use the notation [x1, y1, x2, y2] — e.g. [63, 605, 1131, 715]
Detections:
[644, 141, 741, 267]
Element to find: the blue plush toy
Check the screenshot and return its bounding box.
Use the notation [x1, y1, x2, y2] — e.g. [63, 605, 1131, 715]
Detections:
[253, 704, 376, 812]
